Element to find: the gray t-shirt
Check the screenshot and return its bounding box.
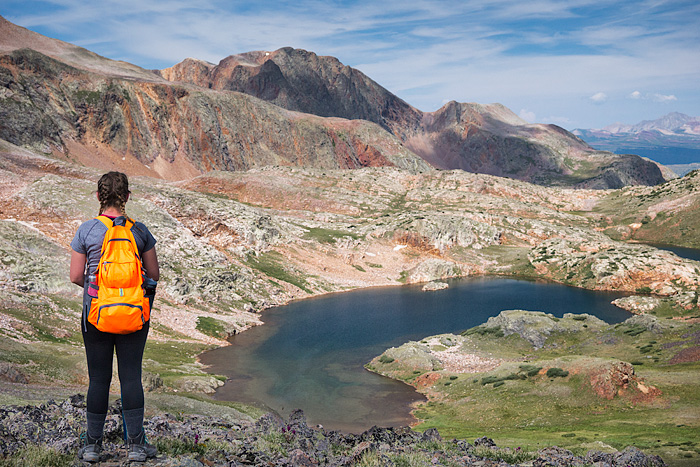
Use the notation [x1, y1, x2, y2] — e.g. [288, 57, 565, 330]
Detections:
[71, 215, 156, 304]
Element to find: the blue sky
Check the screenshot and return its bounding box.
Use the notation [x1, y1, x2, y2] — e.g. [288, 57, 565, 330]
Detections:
[3, 0, 699, 129]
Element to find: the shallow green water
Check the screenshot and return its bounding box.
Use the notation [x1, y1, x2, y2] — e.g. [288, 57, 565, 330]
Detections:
[200, 277, 631, 432]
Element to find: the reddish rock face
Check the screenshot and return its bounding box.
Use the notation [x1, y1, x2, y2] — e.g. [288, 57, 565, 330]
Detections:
[588, 361, 661, 402]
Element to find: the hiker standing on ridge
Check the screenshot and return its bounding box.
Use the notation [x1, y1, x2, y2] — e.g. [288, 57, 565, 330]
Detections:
[70, 171, 159, 462]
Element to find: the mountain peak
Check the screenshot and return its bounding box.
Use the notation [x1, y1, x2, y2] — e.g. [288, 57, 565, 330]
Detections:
[601, 112, 699, 134]
[0, 16, 668, 188]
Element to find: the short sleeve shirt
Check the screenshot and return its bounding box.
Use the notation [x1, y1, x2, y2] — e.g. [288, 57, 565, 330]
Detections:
[71, 216, 156, 303]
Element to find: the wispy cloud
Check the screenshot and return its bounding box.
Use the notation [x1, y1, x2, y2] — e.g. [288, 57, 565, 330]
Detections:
[628, 91, 678, 103]
[652, 93, 678, 103]
[519, 109, 536, 122]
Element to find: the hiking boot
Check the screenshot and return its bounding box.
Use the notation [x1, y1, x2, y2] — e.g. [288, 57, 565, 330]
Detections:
[77, 433, 102, 462]
[128, 434, 158, 462]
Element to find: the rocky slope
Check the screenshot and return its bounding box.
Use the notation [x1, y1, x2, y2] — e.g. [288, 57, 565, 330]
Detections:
[0, 134, 698, 465]
[0, 394, 666, 466]
[0, 16, 667, 188]
[592, 169, 700, 249]
[1, 139, 698, 392]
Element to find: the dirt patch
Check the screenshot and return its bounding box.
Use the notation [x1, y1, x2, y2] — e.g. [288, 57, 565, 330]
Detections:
[669, 345, 700, 364]
[413, 372, 441, 389]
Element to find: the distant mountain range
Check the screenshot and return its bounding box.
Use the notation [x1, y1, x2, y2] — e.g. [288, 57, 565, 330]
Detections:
[573, 113, 700, 174]
[0, 16, 667, 188]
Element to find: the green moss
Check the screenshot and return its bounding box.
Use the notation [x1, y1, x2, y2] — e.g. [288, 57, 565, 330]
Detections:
[74, 89, 101, 106]
[303, 227, 360, 243]
[245, 251, 311, 293]
[195, 316, 227, 339]
[462, 326, 504, 338]
[622, 324, 647, 337]
[154, 437, 208, 456]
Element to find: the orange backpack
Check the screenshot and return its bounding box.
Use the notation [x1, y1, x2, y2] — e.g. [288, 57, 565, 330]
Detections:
[88, 216, 150, 334]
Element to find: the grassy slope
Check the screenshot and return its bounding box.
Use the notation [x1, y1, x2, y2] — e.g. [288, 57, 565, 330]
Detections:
[593, 170, 700, 249]
[368, 314, 700, 466]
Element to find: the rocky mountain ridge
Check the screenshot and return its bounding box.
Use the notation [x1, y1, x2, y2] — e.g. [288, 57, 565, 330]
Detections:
[573, 113, 700, 171]
[598, 112, 700, 136]
[0, 16, 667, 188]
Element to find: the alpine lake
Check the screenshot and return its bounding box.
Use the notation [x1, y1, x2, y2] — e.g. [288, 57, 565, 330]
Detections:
[199, 276, 633, 433]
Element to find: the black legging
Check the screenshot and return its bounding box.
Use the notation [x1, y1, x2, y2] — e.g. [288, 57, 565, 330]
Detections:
[82, 320, 149, 414]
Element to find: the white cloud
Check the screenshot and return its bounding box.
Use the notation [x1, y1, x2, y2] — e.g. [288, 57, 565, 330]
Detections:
[627, 91, 678, 103]
[652, 93, 678, 103]
[589, 92, 608, 103]
[519, 109, 536, 122]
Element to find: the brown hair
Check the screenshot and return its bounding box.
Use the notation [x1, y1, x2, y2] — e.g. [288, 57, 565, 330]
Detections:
[97, 171, 130, 216]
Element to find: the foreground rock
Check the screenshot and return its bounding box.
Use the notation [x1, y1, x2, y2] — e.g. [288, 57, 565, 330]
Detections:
[0, 395, 665, 466]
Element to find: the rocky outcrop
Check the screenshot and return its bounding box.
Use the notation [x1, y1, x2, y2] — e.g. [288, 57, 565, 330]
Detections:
[480, 310, 608, 349]
[0, 395, 666, 466]
[401, 259, 463, 284]
[528, 238, 700, 295]
[588, 361, 661, 400]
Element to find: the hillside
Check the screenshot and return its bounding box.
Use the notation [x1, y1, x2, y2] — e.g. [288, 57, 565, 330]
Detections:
[369, 310, 700, 464]
[1, 137, 698, 384]
[1, 136, 699, 464]
[0, 15, 666, 188]
[592, 169, 700, 250]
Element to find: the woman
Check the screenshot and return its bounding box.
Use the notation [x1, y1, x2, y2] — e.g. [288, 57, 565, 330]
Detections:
[70, 171, 159, 462]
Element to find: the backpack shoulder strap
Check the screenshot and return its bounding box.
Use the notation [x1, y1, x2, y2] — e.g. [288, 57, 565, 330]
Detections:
[94, 216, 113, 229]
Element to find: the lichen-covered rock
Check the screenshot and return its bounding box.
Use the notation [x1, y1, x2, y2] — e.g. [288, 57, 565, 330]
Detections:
[402, 259, 462, 284]
[174, 376, 224, 394]
[422, 281, 448, 291]
[613, 295, 663, 313]
[623, 313, 672, 333]
[381, 342, 442, 372]
[0, 395, 667, 466]
[482, 310, 607, 349]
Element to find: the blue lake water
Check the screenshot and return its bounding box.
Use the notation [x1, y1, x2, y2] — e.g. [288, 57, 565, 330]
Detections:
[653, 244, 700, 262]
[200, 276, 632, 432]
